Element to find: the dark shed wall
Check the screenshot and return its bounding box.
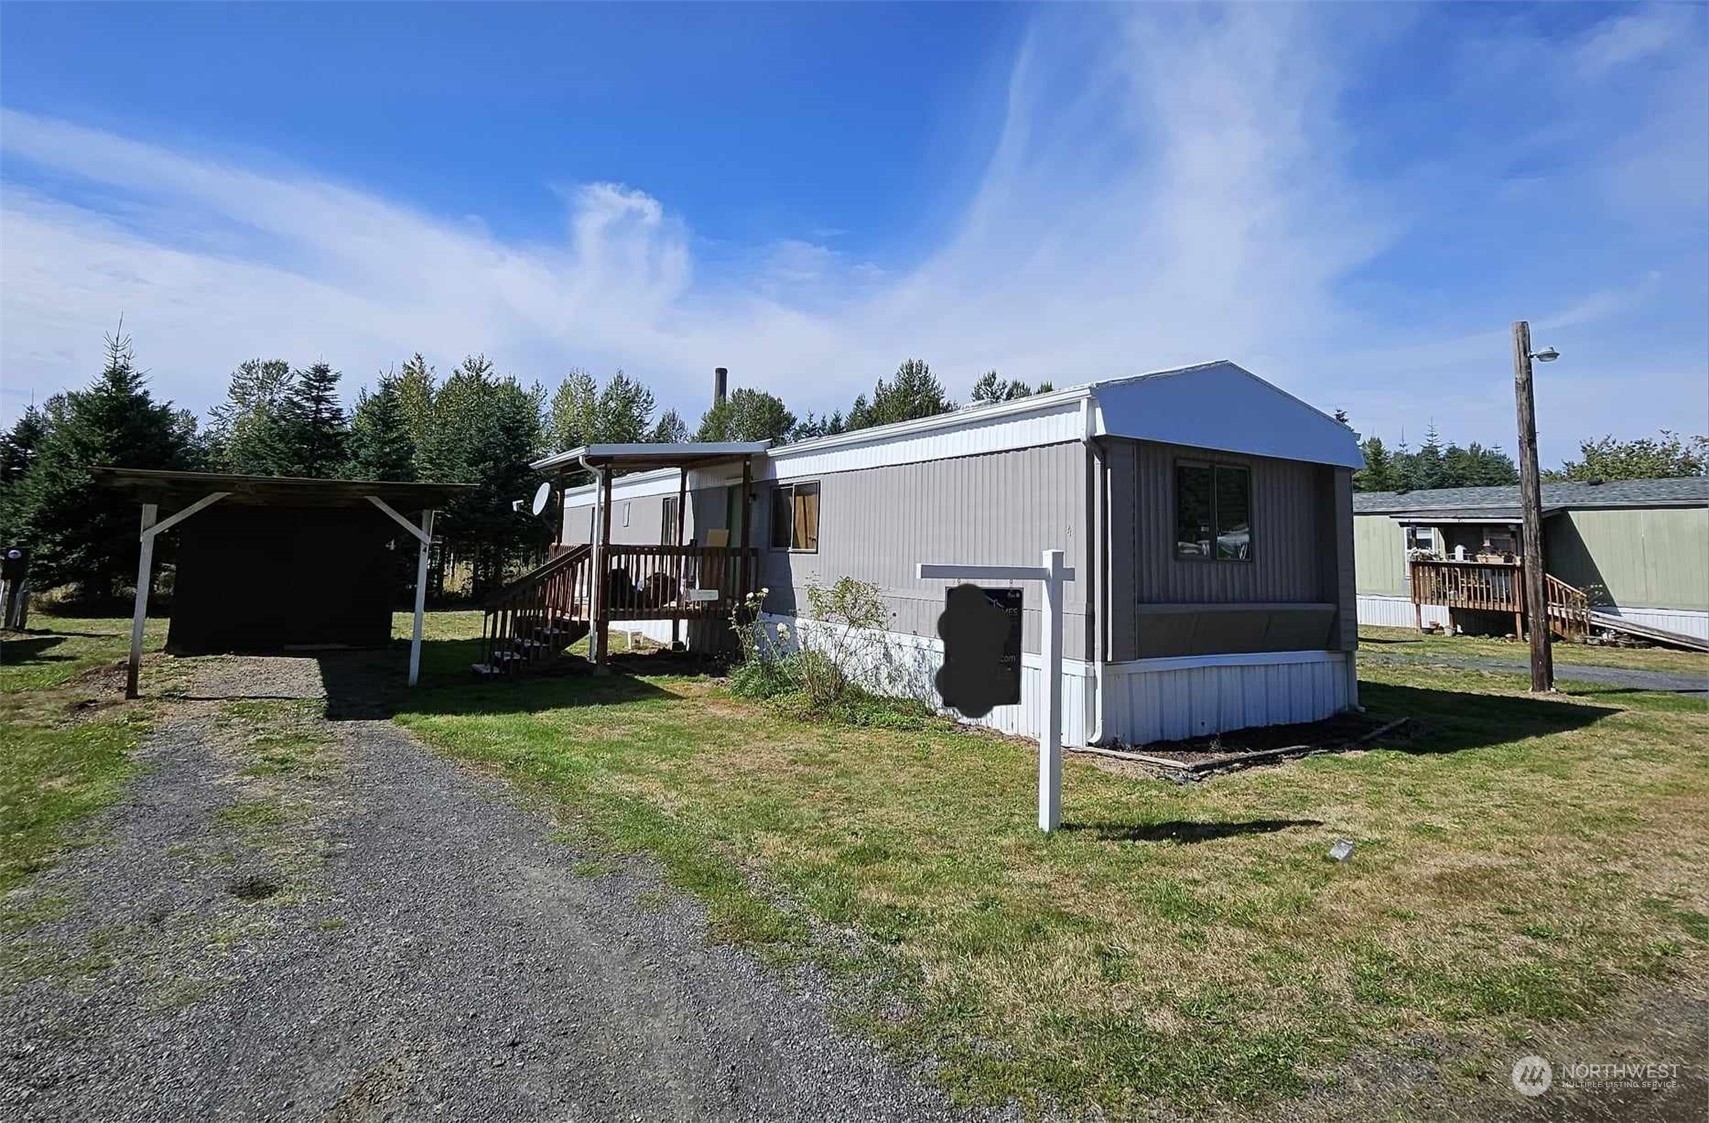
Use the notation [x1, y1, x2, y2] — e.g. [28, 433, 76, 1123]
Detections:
[168, 507, 397, 654]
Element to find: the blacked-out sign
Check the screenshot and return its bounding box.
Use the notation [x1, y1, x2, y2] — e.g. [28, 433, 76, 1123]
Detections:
[936, 585, 1023, 718]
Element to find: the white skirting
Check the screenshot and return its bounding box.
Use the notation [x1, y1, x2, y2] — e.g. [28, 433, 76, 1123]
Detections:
[1357, 593, 1449, 629]
[1594, 604, 1709, 642]
[755, 613, 1351, 748]
[1100, 650, 1352, 746]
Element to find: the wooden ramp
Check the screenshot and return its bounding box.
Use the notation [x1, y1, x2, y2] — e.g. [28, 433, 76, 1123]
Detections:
[1588, 611, 1709, 653]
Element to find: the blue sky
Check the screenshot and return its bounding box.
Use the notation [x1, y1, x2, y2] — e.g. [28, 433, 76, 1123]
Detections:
[2, 2, 1705, 464]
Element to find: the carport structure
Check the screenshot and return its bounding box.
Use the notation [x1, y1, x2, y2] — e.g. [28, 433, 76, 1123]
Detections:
[92, 468, 471, 698]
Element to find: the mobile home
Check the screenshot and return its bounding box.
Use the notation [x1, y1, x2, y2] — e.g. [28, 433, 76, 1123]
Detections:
[516, 361, 1364, 747]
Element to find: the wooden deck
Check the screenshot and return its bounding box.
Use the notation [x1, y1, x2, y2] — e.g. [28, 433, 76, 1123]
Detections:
[1409, 559, 1590, 638]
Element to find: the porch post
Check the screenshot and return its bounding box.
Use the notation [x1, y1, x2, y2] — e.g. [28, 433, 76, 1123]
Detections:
[125, 503, 159, 700]
[593, 466, 613, 668]
[408, 509, 435, 686]
[673, 466, 688, 649]
[737, 455, 753, 608]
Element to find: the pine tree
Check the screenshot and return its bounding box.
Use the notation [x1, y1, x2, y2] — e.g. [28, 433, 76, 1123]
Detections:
[970, 370, 1048, 403]
[8, 330, 199, 599]
[593, 370, 655, 444]
[280, 361, 348, 477]
[650, 409, 688, 444]
[845, 359, 955, 431]
[208, 359, 295, 474]
[1354, 437, 1396, 492]
[787, 410, 845, 442]
[694, 388, 795, 443]
[1, 405, 47, 487]
[345, 373, 417, 481]
[548, 369, 599, 451]
[395, 354, 438, 451]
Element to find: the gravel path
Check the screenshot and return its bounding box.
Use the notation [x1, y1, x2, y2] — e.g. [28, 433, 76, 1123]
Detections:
[0, 660, 997, 1122]
[1359, 650, 1708, 695]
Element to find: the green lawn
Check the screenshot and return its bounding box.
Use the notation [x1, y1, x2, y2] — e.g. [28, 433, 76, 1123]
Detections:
[0, 614, 166, 903]
[1361, 623, 1709, 675]
[397, 618, 1709, 1115]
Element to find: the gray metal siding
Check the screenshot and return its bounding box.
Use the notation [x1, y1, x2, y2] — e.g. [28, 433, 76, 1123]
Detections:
[561, 492, 674, 547]
[760, 443, 1089, 657]
[1108, 439, 1346, 660]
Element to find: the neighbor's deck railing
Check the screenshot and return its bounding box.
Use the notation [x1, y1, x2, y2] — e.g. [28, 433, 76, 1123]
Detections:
[1409, 558, 1590, 638]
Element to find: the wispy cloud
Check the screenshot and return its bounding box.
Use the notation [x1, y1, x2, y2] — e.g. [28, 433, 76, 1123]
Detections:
[2, 5, 1704, 464]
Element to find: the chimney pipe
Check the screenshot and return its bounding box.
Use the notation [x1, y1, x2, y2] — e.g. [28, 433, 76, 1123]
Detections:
[713, 367, 728, 409]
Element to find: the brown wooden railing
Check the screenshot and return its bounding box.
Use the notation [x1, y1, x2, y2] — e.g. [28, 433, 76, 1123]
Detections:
[600, 545, 758, 621]
[479, 544, 592, 673]
[1409, 559, 1590, 638]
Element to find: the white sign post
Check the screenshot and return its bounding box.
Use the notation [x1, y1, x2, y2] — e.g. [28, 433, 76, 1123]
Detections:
[917, 549, 1074, 832]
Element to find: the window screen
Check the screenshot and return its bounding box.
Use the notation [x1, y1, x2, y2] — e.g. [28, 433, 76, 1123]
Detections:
[1176, 462, 1252, 561]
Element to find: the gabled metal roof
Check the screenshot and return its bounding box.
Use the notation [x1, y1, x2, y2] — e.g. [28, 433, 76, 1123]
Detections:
[1354, 476, 1708, 517]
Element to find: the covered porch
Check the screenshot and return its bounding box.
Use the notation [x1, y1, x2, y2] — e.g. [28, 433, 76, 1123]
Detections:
[480, 442, 768, 673]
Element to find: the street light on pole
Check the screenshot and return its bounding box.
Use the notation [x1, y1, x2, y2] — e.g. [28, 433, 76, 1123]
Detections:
[1512, 321, 1559, 692]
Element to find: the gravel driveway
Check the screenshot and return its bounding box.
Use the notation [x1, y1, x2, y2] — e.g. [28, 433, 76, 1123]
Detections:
[0, 658, 994, 1122]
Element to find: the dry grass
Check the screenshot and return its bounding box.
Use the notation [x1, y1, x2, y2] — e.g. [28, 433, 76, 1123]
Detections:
[396, 616, 1709, 1116]
[1361, 624, 1709, 675]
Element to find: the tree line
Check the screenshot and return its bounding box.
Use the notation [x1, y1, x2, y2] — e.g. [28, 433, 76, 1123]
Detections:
[0, 332, 1045, 601]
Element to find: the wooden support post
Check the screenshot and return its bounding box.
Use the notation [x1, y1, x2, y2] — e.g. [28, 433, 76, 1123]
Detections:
[672, 467, 687, 649]
[125, 504, 159, 700]
[409, 509, 434, 686]
[1512, 320, 1554, 691]
[594, 466, 613, 668]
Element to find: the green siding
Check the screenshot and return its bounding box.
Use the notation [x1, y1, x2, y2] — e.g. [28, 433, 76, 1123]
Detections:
[1354, 514, 1406, 596]
[1547, 507, 1709, 612]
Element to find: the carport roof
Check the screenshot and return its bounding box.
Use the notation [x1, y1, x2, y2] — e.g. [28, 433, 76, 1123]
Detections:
[90, 467, 473, 509]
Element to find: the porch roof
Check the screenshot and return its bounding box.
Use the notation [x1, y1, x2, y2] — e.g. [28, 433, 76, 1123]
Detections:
[530, 441, 770, 473]
[89, 467, 471, 510]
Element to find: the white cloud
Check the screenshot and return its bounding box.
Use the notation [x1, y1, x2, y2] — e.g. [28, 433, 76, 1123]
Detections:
[2, 5, 1704, 466]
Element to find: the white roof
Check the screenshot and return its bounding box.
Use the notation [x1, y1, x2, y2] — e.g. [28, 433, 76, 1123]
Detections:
[555, 360, 1362, 502]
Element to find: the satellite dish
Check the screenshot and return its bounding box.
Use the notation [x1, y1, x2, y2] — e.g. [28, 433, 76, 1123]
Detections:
[530, 481, 553, 516]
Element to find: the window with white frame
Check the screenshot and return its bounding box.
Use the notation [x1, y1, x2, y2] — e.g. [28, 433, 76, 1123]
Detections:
[769, 482, 820, 552]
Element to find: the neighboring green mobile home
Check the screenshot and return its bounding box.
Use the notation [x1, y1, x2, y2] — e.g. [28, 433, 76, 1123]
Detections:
[1353, 478, 1709, 640]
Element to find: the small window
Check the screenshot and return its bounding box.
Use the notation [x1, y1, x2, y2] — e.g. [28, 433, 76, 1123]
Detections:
[769, 481, 820, 552]
[1405, 526, 1437, 555]
[1175, 462, 1252, 561]
[660, 496, 680, 544]
[621, 502, 631, 528]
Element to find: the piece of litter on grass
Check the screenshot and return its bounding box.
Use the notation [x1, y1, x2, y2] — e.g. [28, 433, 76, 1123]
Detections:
[1329, 839, 1355, 862]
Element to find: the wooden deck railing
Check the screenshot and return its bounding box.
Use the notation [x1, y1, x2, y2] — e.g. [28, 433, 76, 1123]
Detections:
[600, 544, 758, 621]
[479, 543, 593, 673]
[1409, 559, 1591, 638]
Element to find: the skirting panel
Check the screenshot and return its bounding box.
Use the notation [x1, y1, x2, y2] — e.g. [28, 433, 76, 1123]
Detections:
[1101, 651, 1351, 746]
[1357, 593, 1449, 630]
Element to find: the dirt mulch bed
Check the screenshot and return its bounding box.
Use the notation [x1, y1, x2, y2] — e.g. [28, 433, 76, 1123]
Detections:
[1080, 711, 1409, 780]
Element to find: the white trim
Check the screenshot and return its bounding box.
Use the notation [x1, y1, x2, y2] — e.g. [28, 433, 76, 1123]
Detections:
[145, 491, 229, 539]
[366, 495, 434, 545]
[1593, 604, 1709, 642]
[1111, 649, 1343, 673]
[1357, 594, 1449, 629]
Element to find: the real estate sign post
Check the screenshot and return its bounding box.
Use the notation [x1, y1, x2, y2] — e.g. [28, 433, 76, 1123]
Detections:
[919, 549, 1074, 832]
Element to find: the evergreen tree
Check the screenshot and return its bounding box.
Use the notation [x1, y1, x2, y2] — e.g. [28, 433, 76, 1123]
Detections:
[208, 359, 295, 474]
[6, 330, 199, 599]
[694, 388, 795, 443]
[593, 370, 655, 444]
[548, 369, 599, 451]
[1354, 436, 1397, 492]
[279, 361, 348, 476]
[649, 409, 688, 444]
[970, 370, 1052, 403]
[395, 353, 438, 451]
[845, 359, 954, 431]
[1, 405, 48, 488]
[787, 410, 845, 442]
[345, 373, 417, 481]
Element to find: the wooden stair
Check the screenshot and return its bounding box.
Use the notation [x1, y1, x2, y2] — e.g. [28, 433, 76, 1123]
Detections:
[474, 545, 594, 676]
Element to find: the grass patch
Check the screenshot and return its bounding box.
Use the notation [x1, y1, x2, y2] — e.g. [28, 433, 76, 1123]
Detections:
[0, 616, 166, 905]
[1360, 624, 1709, 675]
[396, 615, 1709, 1114]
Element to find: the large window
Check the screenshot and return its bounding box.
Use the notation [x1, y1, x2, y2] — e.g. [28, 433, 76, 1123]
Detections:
[660, 496, 680, 544]
[769, 481, 820, 552]
[1175, 462, 1253, 561]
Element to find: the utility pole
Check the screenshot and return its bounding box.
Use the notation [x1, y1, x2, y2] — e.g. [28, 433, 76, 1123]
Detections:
[1511, 320, 1554, 692]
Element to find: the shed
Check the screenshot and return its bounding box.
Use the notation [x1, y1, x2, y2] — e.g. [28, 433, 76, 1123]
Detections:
[91, 468, 471, 696]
